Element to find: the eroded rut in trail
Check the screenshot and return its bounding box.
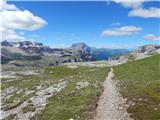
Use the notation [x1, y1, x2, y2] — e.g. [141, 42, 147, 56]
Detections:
[95, 68, 132, 120]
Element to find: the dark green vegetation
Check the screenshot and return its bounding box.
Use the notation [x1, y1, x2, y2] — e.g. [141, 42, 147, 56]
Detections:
[3, 92, 28, 111]
[3, 114, 16, 120]
[22, 104, 36, 113]
[113, 54, 160, 120]
[37, 66, 109, 120]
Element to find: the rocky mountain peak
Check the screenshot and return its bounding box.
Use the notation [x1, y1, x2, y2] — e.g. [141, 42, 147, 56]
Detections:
[1, 40, 43, 48]
[135, 44, 160, 53]
[71, 42, 91, 54]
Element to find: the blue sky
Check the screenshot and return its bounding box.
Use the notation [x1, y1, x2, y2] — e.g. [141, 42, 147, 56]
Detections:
[4, 1, 160, 49]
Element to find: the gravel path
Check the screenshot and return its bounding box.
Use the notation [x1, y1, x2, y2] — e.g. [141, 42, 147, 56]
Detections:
[95, 68, 132, 120]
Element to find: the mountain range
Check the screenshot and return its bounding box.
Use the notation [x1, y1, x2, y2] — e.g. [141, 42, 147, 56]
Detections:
[1, 40, 129, 66]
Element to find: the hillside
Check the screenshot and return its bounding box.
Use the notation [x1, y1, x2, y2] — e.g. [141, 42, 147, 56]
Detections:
[1, 53, 160, 120]
[118, 44, 160, 61]
[113, 54, 160, 120]
[1, 65, 110, 120]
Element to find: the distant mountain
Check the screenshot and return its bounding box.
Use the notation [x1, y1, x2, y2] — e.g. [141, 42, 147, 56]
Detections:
[1, 40, 130, 66]
[71, 42, 91, 54]
[1, 46, 41, 64]
[118, 44, 160, 61]
[135, 44, 160, 53]
[1, 41, 93, 65]
[70, 42, 93, 61]
[1, 40, 54, 55]
[70, 42, 130, 60]
[91, 48, 129, 60]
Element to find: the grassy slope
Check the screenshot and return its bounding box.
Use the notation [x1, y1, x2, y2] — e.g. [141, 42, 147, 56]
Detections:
[4, 54, 159, 120]
[2, 66, 109, 120]
[35, 66, 109, 120]
[1, 68, 64, 111]
[113, 54, 160, 120]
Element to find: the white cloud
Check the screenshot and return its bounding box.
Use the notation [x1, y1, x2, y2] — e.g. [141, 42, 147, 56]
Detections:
[0, 0, 18, 10]
[113, 0, 144, 9]
[0, 0, 47, 41]
[113, 0, 160, 18]
[1, 10, 47, 31]
[102, 26, 142, 36]
[129, 8, 160, 18]
[144, 34, 160, 40]
[0, 27, 26, 41]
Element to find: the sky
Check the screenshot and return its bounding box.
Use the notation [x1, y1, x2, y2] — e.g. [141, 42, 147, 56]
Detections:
[1, 0, 160, 49]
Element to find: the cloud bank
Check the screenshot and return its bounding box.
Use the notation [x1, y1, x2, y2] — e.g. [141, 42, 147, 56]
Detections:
[129, 8, 160, 18]
[144, 34, 160, 41]
[102, 26, 142, 36]
[113, 0, 160, 18]
[113, 0, 144, 9]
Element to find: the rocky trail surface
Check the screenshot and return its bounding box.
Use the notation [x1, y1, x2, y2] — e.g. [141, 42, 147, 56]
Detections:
[95, 68, 132, 120]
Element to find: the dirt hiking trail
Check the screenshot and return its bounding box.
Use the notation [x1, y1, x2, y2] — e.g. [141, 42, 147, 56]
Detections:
[94, 68, 132, 120]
